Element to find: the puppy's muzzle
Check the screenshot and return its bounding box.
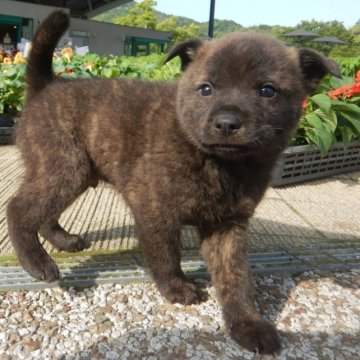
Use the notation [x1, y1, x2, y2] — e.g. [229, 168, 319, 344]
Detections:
[214, 112, 243, 137]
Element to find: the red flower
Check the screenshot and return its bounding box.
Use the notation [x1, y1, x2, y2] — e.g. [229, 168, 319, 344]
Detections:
[328, 87, 346, 100]
[327, 77, 360, 100]
[355, 71, 360, 83]
[327, 72, 360, 100]
[302, 98, 308, 108]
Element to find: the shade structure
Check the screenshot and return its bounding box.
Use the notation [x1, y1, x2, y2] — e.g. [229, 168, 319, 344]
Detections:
[283, 29, 319, 40]
[312, 36, 348, 45]
[284, 29, 319, 37]
[283, 29, 320, 47]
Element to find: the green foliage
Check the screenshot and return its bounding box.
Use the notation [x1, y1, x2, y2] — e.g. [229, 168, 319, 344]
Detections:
[0, 52, 181, 114]
[93, 2, 134, 23]
[298, 20, 353, 41]
[293, 70, 360, 153]
[334, 57, 360, 78]
[156, 16, 201, 42]
[0, 62, 26, 114]
[202, 19, 243, 38]
[112, 1, 200, 42]
[114, 0, 157, 29]
[285, 20, 360, 57]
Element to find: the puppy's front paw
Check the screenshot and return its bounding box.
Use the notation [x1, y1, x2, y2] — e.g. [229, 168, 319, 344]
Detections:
[229, 318, 281, 355]
[20, 249, 60, 282]
[158, 276, 207, 305]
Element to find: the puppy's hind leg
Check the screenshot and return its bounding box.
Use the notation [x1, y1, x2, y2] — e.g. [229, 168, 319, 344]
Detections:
[7, 165, 90, 282]
[7, 181, 61, 282]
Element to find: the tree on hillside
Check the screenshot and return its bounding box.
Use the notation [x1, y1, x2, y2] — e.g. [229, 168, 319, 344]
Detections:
[114, 0, 157, 29]
[298, 20, 353, 42]
[93, 2, 134, 23]
[351, 19, 360, 35]
[211, 19, 243, 38]
[157, 16, 201, 42]
[114, 0, 201, 42]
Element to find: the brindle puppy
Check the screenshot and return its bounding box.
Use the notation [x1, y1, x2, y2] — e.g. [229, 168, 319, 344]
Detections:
[7, 11, 340, 354]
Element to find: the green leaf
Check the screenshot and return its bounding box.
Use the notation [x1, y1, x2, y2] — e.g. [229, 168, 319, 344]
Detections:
[349, 97, 360, 103]
[330, 76, 342, 89]
[330, 75, 355, 88]
[314, 108, 337, 132]
[304, 113, 333, 153]
[315, 128, 333, 154]
[338, 126, 355, 145]
[4, 68, 17, 79]
[332, 101, 360, 114]
[311, 94, 331, 113]
[305, 113, 323, 129]
[340, 112, 360, 134]
[53, 62, 65, 74]
[303, 127, 318, 145]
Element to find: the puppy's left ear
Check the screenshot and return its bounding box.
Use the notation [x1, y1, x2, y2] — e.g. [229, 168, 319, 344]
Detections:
[299, 48, 341, 94]
[164, 38, 204, 71]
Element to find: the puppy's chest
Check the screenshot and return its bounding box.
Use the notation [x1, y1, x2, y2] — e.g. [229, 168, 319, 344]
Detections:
[179, 159, 255, 222]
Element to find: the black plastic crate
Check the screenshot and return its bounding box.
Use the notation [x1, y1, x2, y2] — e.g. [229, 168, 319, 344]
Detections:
[271, 142, 360, 186]
[0, 127, 14, 145]
[0, 113, 15, 145]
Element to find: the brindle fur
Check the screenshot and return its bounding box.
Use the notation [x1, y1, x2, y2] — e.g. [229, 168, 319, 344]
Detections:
[7, 11, 340, 354]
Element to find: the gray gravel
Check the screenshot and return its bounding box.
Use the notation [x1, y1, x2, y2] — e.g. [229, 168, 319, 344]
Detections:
[0, 269, 359, 359]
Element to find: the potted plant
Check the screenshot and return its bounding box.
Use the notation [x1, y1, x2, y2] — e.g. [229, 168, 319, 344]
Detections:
[0, 53, 26, 144]
[271, 64, 360, 186]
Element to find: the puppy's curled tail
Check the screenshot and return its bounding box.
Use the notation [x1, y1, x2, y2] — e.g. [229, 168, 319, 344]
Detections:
[26, 10, 70, 102]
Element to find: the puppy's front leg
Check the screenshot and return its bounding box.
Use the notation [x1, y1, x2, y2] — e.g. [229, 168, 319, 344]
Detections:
[135, 219, 204, 305]
[201, 222, 281, 355]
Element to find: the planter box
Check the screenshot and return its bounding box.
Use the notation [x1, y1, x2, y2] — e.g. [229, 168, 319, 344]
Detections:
[0, 113, 15, 145]
[271, 142, 360, 187]
[0, 127, 14, 145]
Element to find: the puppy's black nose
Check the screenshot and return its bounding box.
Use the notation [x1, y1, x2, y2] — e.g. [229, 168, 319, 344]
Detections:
[214, 113, 242, 137]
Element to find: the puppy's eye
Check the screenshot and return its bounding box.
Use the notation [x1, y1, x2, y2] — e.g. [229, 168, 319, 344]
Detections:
[260, 85, 276, 98]
[199, 83, 213, 96]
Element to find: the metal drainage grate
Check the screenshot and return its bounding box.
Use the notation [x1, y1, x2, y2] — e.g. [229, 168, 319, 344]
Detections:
[0, 243, 359, 291]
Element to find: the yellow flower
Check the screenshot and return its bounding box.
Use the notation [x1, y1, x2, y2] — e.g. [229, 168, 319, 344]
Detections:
[3, 57, 12, 64]
[84, 62, 94, 71]
[13, 52, 26, 65]
[61, 47, 73, 61]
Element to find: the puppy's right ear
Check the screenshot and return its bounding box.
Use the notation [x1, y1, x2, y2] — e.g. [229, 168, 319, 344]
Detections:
[164, 39, 203, 71]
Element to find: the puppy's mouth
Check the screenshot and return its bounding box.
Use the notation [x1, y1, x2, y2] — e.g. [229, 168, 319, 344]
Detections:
[200, 142, 260, 155]
[198, 124, 280, 156]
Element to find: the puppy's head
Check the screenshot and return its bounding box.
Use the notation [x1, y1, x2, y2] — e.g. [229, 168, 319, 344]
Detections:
[165, 33, 340, 158]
